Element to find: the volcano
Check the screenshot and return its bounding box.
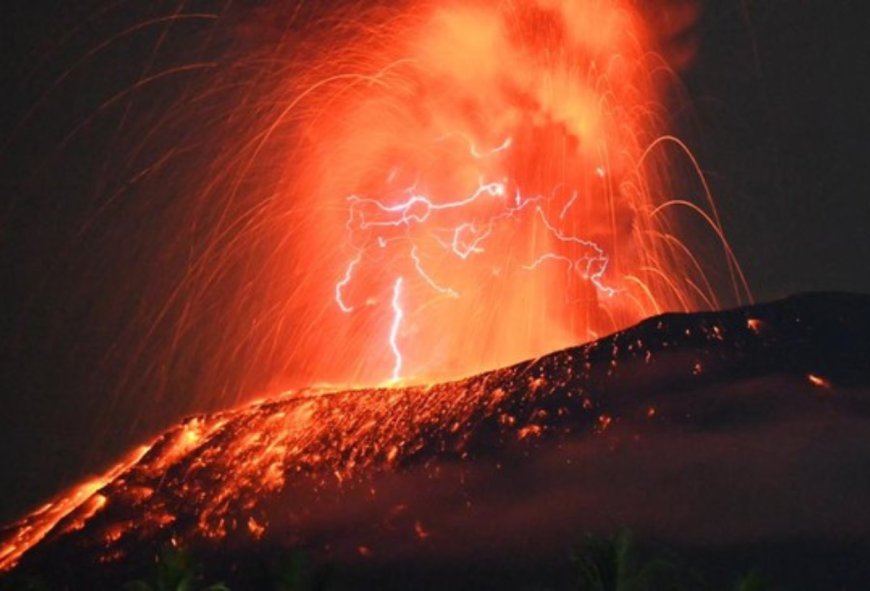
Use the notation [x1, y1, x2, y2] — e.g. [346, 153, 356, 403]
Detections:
[2, 292, 869, 589]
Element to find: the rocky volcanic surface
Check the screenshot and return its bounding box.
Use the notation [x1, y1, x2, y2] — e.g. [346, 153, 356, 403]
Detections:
[2, 292, 869, 589]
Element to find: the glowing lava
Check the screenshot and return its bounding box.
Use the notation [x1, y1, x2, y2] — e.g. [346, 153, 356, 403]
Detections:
[5, 292, 866, 577]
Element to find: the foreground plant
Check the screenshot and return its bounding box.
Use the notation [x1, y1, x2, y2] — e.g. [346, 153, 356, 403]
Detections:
[732, 572, 765, 591]
[572, 529, 681, 591]
[123, 545, 229, 591]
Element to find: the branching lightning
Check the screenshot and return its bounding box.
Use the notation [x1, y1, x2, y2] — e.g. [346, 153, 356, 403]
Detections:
[334, 137, 622, 380]
[46, 0, 749, 392]
[335, 254, 362, 313]
[411, 247, 459, 298]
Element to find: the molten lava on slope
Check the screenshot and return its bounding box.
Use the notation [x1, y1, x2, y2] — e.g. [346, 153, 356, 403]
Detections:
[1, 293, 869, 588]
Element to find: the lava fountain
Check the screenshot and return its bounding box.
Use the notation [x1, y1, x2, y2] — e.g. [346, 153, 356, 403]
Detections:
[173, 0, 749, 391]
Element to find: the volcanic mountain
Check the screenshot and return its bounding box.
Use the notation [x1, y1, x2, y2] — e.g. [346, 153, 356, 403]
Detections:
[2, 292, 869, 589]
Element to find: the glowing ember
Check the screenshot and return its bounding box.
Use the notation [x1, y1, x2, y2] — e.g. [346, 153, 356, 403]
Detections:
[807, 373, 831, 389]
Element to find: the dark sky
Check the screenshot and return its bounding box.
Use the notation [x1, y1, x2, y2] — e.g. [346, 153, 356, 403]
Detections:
[0, 0, 868, 522]
[686, 1, 870, 299]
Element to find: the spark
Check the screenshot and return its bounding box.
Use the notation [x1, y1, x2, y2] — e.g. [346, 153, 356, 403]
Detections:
[337, 159, 627, 378]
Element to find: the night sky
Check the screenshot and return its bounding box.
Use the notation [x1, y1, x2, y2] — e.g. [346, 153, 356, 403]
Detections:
[1, 0, 868, 522]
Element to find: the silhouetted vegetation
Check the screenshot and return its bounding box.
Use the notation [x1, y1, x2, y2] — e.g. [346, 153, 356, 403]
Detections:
[571, 529, 767, 591]
[572, 529, 681, 590]
[1, 532, 774, 590]
[122, 545, 229, 591]
[732, 572, 765, 591]
[258, 548, 333, 591]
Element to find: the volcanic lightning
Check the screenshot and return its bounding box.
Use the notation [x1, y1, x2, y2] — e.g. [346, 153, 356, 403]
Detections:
[338, 151, 623, 380]
[28, 0, 748, 393]
[0, 0, 750, 396]
[389, 277, 405, 383]
[275, 0, 751, 384]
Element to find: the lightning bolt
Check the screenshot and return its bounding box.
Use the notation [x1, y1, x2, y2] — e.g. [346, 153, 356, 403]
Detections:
[335, 254, 362, 313]
[347, 179, 507, 230]
[334, 133, 616, 380]
[411, 247, 459, 298]
[389, 277, 404, 382]
[533, 207, 616, 297]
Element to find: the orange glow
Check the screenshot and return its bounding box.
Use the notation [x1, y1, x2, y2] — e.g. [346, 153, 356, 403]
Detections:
[0, 445, 151, 571]
[518, 424, 544, 440]
[161, 0, 750, 392]
[807, 373, 831, 389]
[0, 359, 622, 566]
[247, 517, 266, 539]
[0, 304, 779, 571]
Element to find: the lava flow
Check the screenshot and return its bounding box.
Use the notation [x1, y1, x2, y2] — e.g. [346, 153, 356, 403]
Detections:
[2, 293, 868, 581]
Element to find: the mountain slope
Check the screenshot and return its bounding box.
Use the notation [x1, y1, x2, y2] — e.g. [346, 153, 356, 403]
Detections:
[2, 292, 869, 589]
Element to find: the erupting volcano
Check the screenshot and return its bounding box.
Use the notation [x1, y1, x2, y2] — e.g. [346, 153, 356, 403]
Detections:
[3, 0, 866, 589]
